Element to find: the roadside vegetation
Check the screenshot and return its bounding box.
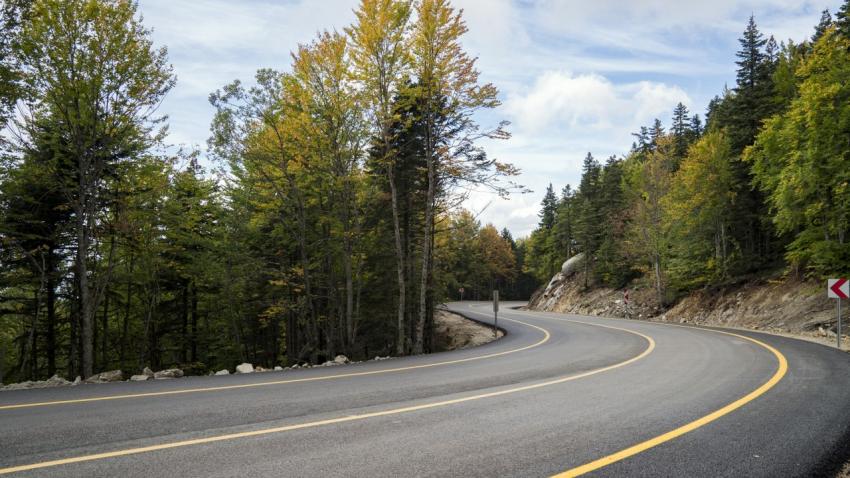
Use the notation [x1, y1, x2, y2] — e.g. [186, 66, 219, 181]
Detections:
[524, 7, 850, 310]
[0, 0, 530, 384]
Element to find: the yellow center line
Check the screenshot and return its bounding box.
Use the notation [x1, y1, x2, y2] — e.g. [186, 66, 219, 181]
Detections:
[0, 316, 549, 411]
[534, 316, 789, 477]
[0, 319, 655, 475]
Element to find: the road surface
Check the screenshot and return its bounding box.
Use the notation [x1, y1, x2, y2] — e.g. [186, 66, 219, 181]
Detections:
[1, 302, 849, 477]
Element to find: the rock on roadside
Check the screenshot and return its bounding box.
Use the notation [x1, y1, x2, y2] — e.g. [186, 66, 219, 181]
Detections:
[153, 368, 184, 379]
[85, 370, 123, 383]
[214, 369, 230, 375]
[235, 363, 254, 374]
[1, 374, 73, 391]
[129, 374, 151, 381]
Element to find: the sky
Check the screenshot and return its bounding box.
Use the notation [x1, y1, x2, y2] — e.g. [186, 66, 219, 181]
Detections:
[138, 0, 842, 237]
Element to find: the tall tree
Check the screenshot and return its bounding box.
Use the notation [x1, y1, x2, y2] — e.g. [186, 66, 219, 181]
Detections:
[347, 0, 412, 356]
[538, 183, 557, 230]
[627, 137, 673, 307]
[575, 153, 602, 287]
[671, 102, 691, 161]
[14, 0, 174, 378]
[747, 28, 850, 277]
[409, 0, 510, 353]
[666, 131, 737, 288]
[813, 9, 833, 43]
[836, 0, 850, 37]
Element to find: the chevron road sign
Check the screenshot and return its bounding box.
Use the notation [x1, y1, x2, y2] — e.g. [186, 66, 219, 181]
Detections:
[828, 279, 848, 349]
[828, 278, 849, 299]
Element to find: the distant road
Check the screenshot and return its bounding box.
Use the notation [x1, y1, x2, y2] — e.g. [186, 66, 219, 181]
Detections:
[1, 302, 849, 477]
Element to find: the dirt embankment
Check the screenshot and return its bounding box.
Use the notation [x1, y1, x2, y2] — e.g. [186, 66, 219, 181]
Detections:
[433, 309, 503, 351]
[529, 273, 849, 352]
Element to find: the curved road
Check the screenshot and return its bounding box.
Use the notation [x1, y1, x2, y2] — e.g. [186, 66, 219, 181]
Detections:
[1, 302, 849, 477]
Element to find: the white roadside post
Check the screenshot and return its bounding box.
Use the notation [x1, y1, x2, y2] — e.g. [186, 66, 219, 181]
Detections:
[493, 290, 499, 338]
[827, 278, 849, 348]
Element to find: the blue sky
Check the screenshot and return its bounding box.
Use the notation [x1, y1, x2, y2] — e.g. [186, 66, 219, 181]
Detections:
[138, 0, 842, 237]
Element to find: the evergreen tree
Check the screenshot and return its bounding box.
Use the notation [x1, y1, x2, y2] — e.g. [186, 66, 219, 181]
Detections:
[649, 118, 665, 150]
[688, 114, 703, 143]
[538, 183, 557, 230]
[631, 126, 651, 154]
[594, 156, 633, 286]
[836, 0, 850, 37]
[736, 16, 767, 90]
[747, 28, 850, 277]
[575, 153, 602, 287]
[671, 103, 691, 160]
[813, 8, 833, 42]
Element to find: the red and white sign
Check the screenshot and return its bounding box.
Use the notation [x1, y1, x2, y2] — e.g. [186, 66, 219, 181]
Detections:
[828, 278, 849, 299]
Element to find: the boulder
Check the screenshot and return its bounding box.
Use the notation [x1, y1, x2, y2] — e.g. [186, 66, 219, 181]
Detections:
[45, 374, 71, 387]
[255, 366, 268, 372]
[273, 366, 283, 371]
[130, 374, 151, 381]
[560, 253, 585, 277]
[214, 369, 230, 376]
[1, 381, 34, 391]
[72, 376, 81, 386]
[235, 363, 254, 374]
[154, 368, 184, 379]
[143, 367, 155, 378]
[333, 355, 349, 365]
[85, 370, 123, 383]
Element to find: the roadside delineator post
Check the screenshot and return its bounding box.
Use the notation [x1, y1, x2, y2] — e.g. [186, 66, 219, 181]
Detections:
[493, 290, 499, 338]
[827, 278, 849, 348]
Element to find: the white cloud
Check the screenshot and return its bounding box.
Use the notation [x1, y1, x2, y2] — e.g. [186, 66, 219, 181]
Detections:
[133, 0, 844, 237]
[504, 71, 690, 138]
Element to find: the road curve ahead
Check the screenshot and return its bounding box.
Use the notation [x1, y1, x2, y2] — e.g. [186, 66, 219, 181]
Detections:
[1, 302, 850, 477]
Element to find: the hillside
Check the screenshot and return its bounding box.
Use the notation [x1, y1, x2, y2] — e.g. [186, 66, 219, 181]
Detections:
[528, 261, 848, 350]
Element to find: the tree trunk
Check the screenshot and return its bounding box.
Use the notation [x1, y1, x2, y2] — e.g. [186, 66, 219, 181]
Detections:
[415, 118, 436, 355]
[46, 274, 56, 377]
[101, 284, 110, 370]
[120, 254, 134, 369]
[653, 254, 664, 308]
[76, 203, 93, 378]
[181, 280, 189, 363]
[387, 166, 406, 356]
[190, 280, 198, 362]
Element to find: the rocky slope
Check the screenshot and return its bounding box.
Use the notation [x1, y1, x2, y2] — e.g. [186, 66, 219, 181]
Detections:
[528, 256, 848, 351]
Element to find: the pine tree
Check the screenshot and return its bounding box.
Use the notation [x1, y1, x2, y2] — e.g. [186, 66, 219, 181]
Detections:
[688, 114, 703, 142]
[631, 126, 652, 154]
[575, 153, 602, 287]
[736, 16, 767, 91]
[813, 8, 833, 42]
[649, 119, 665, 150]
[539, 183, 557, 230]
[837, 0, 850, 37]
[671, 103, 691, 160]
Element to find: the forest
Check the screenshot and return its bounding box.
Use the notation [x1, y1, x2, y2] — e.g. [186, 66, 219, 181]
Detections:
[0, 0, 532, 384]
[523, 6, 850, 308]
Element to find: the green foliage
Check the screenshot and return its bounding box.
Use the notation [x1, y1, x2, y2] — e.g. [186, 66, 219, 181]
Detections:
[747, 28, 850, 277]
[666, 131, 738, 288]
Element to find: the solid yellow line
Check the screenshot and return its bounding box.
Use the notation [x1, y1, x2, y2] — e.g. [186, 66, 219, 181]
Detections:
[0, 317, 548, 411]
[552, 324, 788, 478]
[0, 321, 655, 475]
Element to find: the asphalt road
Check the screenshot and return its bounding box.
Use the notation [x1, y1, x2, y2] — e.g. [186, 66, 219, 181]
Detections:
[1, 302, 850, 477]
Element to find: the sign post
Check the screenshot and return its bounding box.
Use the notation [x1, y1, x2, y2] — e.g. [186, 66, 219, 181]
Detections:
[492, 290, 499, 338]
[459, 287, 464, 302]
[828, 278, 849, 348]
